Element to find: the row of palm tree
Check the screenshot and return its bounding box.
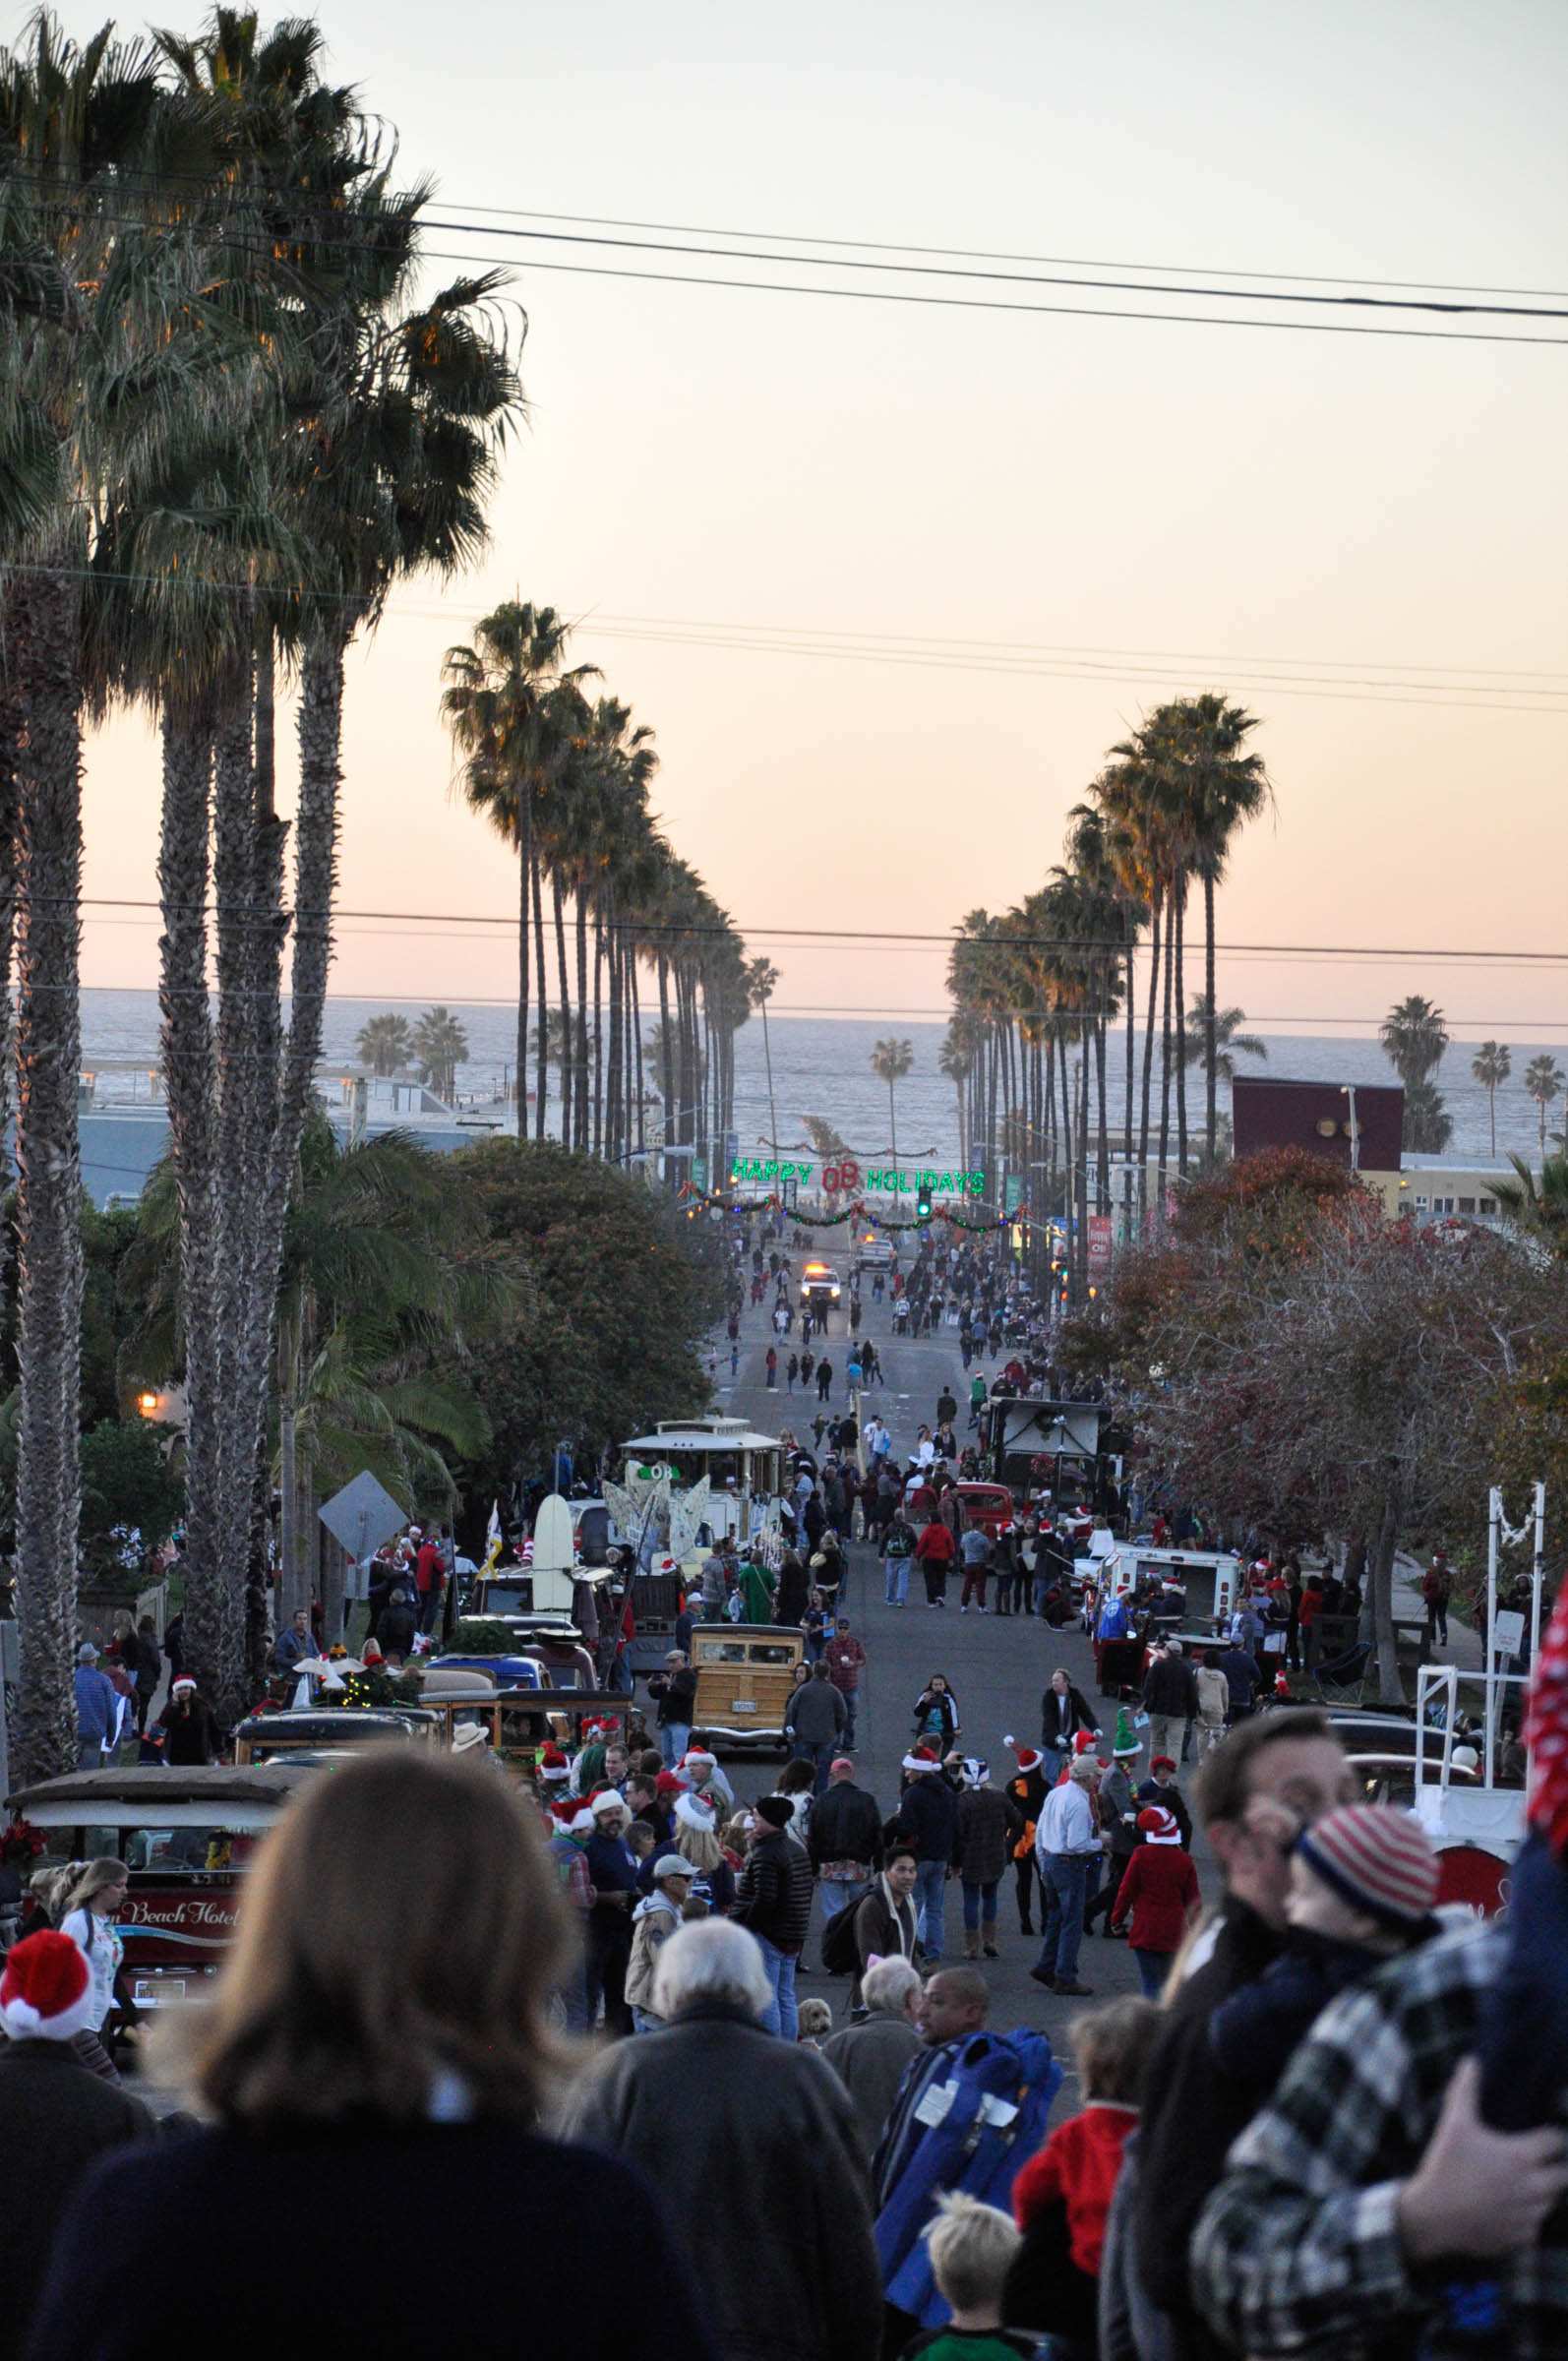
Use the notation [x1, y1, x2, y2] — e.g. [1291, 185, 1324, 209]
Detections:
[943, 695, 1273, 1246]
[1472, 1040, 1565, 1155]
[1382, 1006, 1564, 1156]
[1, 11, 521, 1764]
[441, 600, 749, 1173]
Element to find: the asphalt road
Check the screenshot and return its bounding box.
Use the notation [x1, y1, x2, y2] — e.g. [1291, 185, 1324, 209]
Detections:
[704, 1271, 1205, 2051]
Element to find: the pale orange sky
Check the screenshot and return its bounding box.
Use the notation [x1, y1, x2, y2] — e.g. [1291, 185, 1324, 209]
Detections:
[70, 0, 1568, 1039]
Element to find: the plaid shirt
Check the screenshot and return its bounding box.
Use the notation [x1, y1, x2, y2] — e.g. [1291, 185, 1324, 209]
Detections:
[1193, 1923, 1568, 2359]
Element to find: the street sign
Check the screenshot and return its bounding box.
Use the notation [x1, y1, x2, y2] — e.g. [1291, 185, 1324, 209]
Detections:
[1003, 1175, 1023, 1215]
[319, 1472, 405, 1599]
[1087, 1213, 1114, 1270]
[1492, 1608, 1526, 1658]
[692, 1153, 708, 1192]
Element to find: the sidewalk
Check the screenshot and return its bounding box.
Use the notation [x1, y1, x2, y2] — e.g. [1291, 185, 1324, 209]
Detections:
[1391, 1551, 1483, 1672]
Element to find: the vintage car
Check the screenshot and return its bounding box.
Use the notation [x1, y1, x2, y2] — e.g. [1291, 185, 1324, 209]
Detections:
[690, 1623, 806, 1752]
[5, 1764, 316, 2008]
[948, 1481, 1018, 1542]
[232, 1706, 438, 1765]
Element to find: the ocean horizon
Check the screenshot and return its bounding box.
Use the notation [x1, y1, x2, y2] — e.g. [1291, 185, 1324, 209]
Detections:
[73, 990, 1562, 1169]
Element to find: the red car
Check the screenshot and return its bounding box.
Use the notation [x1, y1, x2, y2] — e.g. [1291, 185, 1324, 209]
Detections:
[950, 1482, 1018, 1541]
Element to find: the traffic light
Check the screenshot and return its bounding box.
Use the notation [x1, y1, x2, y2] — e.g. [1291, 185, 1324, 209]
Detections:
[916, 1182, 933, 1221]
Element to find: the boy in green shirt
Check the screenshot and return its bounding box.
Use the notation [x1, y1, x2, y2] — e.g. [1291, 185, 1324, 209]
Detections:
[900, 2192, 1040, 2361]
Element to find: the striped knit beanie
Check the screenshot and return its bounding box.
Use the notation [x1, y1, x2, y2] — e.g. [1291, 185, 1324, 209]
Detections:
[1295, 1804, 1438, 1932]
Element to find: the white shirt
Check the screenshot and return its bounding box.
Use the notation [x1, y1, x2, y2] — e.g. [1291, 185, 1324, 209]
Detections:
[61, 1907, 121, 2029]
[1035, 1781, 1099, 1860]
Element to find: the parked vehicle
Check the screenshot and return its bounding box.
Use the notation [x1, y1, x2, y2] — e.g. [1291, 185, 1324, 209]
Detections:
[4, 1765, 315, 2008]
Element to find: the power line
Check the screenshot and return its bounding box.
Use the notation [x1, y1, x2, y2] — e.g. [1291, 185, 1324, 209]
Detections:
[16, 167, 1564, 303]
[453, 204, 1568, 305]
[11, 187, 1565, 345]
[63, 900, 1568, 963]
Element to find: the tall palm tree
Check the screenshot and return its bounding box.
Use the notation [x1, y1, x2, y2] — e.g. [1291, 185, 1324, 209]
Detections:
[1525, 1055, 1566, 1152]
[939, 1022, 976, 1174]
[1380, 996, 1450, 1086]
[443, 606, 596, 1145]
[356, 1014, 414, 1076]
[747, 958, 782, 1155]
[1183, 998, 1268, 1084]
[871, 1038, 915, 1171]
[0, 14, 224, 1776]
[1472, 1041, 1512, 1155]
[411, 1007, 470, 1102]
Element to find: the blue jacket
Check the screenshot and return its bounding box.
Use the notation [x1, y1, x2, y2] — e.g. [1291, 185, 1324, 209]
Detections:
[73, 1666, 117, 1745]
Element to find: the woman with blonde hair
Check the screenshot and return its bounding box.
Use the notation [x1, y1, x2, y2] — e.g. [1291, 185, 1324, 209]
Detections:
[58, 1858, 132, 2074]
[29, 1752, 716, 2361]
[673, 1792, 735, 1913]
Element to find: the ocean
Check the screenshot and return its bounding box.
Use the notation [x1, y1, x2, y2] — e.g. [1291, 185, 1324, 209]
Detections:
[75, 991, 1561, 1167]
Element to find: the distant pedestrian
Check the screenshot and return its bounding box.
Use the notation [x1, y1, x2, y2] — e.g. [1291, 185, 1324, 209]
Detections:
[764, 1346, 778, 1389]
[786, 1353, 799, 1392]
[72, 1646, 117, 1772]
[730, 1340, 740, 1377]
[816, 1358, 833, 1403]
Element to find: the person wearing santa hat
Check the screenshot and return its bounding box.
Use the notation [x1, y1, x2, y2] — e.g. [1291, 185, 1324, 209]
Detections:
[892, 1745, 959, 1963]
[1112, 1806, 1202, 1997]
[678, 1745, 735, 1814]
[0, 1932, 154, 2347]
[158, 1674, 222, 1768]
[545, 1799, 598, 2033]
[1004, 1739, 1050, 1936]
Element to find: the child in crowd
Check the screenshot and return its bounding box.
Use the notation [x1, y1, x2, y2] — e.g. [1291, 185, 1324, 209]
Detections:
[900, 2193, 1037, 2361]
[1004, 1998, 1162, 2356]
[1133, 1755, 1192, 1846]
[1208, 1801, 1439, 2108]
[1111, 1806, 1201, 1998]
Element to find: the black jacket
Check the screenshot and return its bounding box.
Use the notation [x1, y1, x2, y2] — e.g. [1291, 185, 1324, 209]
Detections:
[648, 1665, 697, 1728]
[733, 1830, 814, 1954]
[571, 1999, 881, 2361]
[1141, 1654, 1200, 1718]
[895, 1771, 959, 1865]
[1040, 1683, 1097, 1745]
[1133, 1898, 1284, 2353]
[808, 1780, 882, 1871]
[378, 1603, 417, 1657]
[0, 2042, 153, 2360]
[953, 1786, 1013, 1884]
[30, 2118, 712, 2361]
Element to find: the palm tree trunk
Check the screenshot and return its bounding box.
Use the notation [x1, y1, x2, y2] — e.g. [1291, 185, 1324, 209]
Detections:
[552, 875, 573, 1149]
[632, 958, 645, 1155]
[0, 627, 21, 1306]
[1124, 935, 1136, 1166]
[1139, 890, 1162, 1219]
[604, 911, 622, 1161]
[761, 997, 779, 1152]
[1174, 879, 1189, 1175]
[1203, 868, 1219, 1162]
[11, 571, 86, 1783]
[1488, 1084, 1496, 1157]
[516, 793, 531, 1142]
[1095, 1009, 1110, 1213]
[1158, 889, 1175, 1196]
[657, 958, 676, 1182]
[532, 846, 549, 1142]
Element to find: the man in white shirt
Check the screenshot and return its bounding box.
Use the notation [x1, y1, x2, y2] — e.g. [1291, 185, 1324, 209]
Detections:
[1030, 1756, 1102, 1997]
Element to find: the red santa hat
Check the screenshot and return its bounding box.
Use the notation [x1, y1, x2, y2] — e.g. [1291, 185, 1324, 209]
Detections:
[675, 1791, 716, 1835]
[537, 1745, 571, 1785]
[654, 1770, 684, 1799]
[1003, 1735, 1044, 1774]
[901, 1744, 940, 1775]
[551, 1798, 596, 1835]
[0, 1931, 99, 2042]
[171, 1675, 197, 1697]
[1072, 1730, 1100, 1757]
[1136, 1805, 1182, 1846]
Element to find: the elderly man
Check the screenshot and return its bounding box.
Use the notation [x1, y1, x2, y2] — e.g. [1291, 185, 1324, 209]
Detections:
[72, 1646, 118, 1771]
[571, 1921, 881, 2361]
[821, 1956, 924, 2161]
[1030, 1755, 1102, 1997]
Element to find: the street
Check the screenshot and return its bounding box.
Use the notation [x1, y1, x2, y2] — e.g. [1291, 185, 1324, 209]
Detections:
[705, 1267, 1176, 2044]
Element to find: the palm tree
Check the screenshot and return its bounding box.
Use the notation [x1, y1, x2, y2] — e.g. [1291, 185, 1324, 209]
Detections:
[747, 958, 782, 1154]
[356, 1014, 415, 1076]
[443, 606, 596, 1146]
[1380, 996, 1450, 1086]
[871, 1039, 915, 1171]
[0, 14, 220, 1777]
[1495, 1151, 1568, 1256]
[1183, 998, 1268, 1084]
[939, 1023, 976, 1173]
[1471, 1041, 1512, 1155]
[1525, 1056, 1566, 1152]
[1402, 1079, 1454, 1155]
[412, 1008, 470, 1103]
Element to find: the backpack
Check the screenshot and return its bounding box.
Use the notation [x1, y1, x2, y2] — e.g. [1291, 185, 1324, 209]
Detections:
[820, 1890, 867, 1975]
[875, 2029, 1063, 2327]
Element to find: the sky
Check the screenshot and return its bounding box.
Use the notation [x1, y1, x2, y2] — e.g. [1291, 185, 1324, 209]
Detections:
[59, 0, 1568, 1043]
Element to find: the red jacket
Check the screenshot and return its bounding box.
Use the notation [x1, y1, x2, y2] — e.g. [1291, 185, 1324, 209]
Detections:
[1111, 1841, 1199, 1953]
[915, 1522, 955, 1567]
[415, 1541, 445, 1597]
[1012, 2103, 1139, 2276]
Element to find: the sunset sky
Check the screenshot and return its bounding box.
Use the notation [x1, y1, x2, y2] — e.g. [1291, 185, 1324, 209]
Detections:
[71, 0, 1568, 1041]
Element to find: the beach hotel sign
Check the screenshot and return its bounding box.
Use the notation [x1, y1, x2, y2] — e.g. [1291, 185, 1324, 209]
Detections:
[729, 1156, 987, 1198]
